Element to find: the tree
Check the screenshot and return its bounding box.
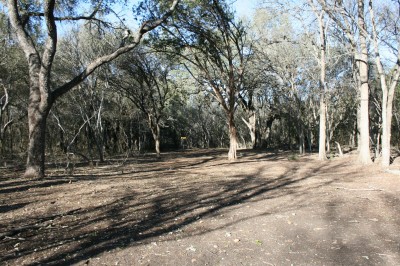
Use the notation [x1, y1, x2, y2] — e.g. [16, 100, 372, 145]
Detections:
[369, 0, 400, 167]
[317, 0, 372, 164]
[308, 0, 328, 160]
[111, 50, 180, 158]
[0, 10, 28, 156]
[5, 0, 179, 178]
[164, 0, 250, 159]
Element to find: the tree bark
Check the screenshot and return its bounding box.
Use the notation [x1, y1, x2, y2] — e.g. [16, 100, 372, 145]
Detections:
[319, 97, 327, 159]
[356, 0, 372, 164]
[318, 9, 327, 160]
[299, 125, 305, 155]
[155, 123, 161, 158]
[228, 112, 238, 160]
[148, 114, 161, 158]
[25, 103, 52, 178]
[242, 111, 256, 149]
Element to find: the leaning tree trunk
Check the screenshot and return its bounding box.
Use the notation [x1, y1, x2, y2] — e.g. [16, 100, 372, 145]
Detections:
[369, 1, 400, 167]
[228, 112, 238, 160]
[242, 111, 256, 149]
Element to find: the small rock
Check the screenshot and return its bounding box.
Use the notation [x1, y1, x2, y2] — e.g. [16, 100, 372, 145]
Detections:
[233, 239, 240, 243]
[186, 245, 196, 252]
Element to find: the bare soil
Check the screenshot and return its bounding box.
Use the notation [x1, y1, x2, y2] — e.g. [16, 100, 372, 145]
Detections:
[1, 149, 400, 266]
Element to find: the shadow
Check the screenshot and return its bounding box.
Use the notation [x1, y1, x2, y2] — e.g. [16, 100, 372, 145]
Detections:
[283, 168, 400, 265]
[0, 180, 70, 195]
[0, 150, 349, 265]
[0, 203, 29, 214]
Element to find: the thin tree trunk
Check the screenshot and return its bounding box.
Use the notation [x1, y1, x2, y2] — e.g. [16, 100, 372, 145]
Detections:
[369, 0, 400, 167]
[335, 141, 343, 157]
[228, 112, 238, 160]
[299, 125, 305, 155]
[319, 97, 327, 159]
[155, 123, 161, 158]
[375, 131, 381, 159]
[308, 130, 313, 152]
[357, 0, 372, 164]
[242, 111, 256, 149]
[309, 2, 328, 160]
[148, 114, 161, 158]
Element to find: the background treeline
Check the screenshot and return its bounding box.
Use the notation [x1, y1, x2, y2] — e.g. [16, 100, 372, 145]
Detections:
[0, 0, 399, 174]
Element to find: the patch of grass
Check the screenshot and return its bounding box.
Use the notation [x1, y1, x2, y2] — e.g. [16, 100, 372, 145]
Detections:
[288, 154, 299, 161]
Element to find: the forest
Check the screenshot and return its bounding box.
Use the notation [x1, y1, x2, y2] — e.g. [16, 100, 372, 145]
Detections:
[1, 0, 400, 265]
[0, 0, 398, 178]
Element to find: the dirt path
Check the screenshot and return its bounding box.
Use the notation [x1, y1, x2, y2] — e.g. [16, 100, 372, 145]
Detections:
[1, 149, 399, 265]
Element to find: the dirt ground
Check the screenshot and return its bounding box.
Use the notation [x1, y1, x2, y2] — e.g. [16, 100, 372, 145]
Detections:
[1, 149, 400, 266]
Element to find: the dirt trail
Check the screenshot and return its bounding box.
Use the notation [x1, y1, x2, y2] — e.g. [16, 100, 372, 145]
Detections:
[1, 149, 399, 265]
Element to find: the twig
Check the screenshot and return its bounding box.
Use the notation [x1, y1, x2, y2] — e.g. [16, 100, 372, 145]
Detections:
[335, 187, 383, 191]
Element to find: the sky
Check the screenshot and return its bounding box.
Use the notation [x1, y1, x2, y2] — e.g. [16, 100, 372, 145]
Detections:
[119, 0, 260, 21]
[232, 0, 259, 19]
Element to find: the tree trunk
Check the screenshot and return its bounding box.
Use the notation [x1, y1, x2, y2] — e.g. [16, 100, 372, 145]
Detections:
[148, 114, 161, 158]
[24, 98, 52, 179]
[24, 54, 54, 178]
[299, 126, 305, 155]
[356, 0, 372, 164]
[228, 112, 238, 160]
[155, 123, 161, 158]
[369, 0, 400, 167]
[308, 130, 313, 152]
[335, 141, 343, 157]
[375, 130, 381, 159]
[319, 97, 327, 160]
[315, 6, 327, 160]
[350, 120, 357, 147]
[381, 85, 395, 167]
[242, 111, 256, 149]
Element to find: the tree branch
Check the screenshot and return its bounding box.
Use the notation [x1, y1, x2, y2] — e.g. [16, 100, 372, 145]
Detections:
[52, 0, 180, 100]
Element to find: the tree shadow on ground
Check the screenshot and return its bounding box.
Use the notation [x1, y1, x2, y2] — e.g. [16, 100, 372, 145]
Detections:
[0, 150, 347, 265]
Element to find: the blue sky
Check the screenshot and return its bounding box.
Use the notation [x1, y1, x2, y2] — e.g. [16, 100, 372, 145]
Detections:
[120, 0, 259, 21]
[232, 0, 259, 18]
